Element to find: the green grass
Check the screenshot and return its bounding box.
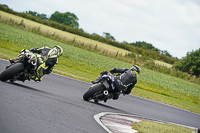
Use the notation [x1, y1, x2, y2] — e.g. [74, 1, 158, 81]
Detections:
[133, 87, 200, 114]
[132, 121, 196, 133]
[0, 20, 200, 114]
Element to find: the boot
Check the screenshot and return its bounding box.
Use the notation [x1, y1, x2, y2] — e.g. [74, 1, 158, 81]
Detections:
[104, 97, 108, 102]
[91, 75, 103, 84]
[112, 93, 120, 100]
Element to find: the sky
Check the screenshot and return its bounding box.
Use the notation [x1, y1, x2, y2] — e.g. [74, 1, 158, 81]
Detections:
[1, 0, 200, 59]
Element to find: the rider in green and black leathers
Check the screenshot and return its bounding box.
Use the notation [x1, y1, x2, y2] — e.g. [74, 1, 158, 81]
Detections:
[29, 45, 63, 82]
[9, 45, 63, 82]
[91, 65, 141, 100]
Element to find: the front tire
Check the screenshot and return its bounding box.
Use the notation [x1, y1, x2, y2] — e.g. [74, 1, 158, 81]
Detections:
[83, 83, 105, 101]
[0, 63, 24, 81]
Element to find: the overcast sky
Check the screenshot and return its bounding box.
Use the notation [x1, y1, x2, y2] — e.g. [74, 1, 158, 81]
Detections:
[1, 0, 200, 58]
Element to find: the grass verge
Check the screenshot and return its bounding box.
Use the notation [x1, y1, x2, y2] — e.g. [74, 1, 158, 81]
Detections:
[132, 121, 196, 133]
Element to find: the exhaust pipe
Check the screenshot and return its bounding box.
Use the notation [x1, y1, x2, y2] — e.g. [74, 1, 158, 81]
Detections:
[103, 90, 109, 95]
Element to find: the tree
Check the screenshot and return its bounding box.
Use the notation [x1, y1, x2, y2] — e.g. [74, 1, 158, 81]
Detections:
[50, 11, 79, 28]
[160, 50, 172, 57]
[103, 32, 115, 41]
[130, 41, 159, 51]
[26, 11, 37, 16]
[174, 48, 200, 77]
[122, 41, 128, 44]
[25, 11, 48, 20]
[37, 13, 48, 20]
[0, 4, 9, 8]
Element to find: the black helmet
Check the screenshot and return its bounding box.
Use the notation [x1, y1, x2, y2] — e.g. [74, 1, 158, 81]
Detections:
[131, 65, 141, 75]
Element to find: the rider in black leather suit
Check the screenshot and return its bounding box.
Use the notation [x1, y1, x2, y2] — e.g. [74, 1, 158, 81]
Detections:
[91, 65, 141, 100]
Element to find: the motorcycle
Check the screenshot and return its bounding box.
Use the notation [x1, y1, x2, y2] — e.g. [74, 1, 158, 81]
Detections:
[83, 72, 121, 103]
[0, 52, 38, 82]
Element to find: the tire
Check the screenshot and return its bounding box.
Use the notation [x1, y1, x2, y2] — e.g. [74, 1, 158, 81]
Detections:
[83, 83, 105, 101]
[0, 63, 24, 81]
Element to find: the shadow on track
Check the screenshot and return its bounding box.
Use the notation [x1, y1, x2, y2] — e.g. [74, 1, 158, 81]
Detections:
[7, 82, 55, 96]
[5, 82, 69, 104]
[85, 100, 130, 114]
[6, 82, 92, 110]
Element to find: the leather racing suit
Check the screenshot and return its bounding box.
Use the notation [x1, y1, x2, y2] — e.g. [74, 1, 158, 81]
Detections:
[29, 46, 59, 81]
[111, 68, 137, 94]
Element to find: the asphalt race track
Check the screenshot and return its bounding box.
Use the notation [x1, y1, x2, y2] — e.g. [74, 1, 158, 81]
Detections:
[0, 59, 200, 133]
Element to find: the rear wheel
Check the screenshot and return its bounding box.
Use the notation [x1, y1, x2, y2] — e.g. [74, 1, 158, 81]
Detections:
[83, 83, 105, 101]
[0, 63, 24, 81]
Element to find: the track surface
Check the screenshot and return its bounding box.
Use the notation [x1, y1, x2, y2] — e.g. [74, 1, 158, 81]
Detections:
[0, 59, 199, 133]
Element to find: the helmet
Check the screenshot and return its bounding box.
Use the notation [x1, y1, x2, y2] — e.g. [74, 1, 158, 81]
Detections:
[131, 65, 141, 75]
[53, 45, 63, 57]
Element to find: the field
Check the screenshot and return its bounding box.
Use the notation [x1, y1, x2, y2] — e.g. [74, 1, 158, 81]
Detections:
[0, 10, 130, 55]
[154, 60, 173, 68]
[0, 21, 199, 115]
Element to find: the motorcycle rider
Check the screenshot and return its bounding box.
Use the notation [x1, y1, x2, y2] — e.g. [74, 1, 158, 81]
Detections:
[9, 45, 63, 82]
[91, 65, 141, 100]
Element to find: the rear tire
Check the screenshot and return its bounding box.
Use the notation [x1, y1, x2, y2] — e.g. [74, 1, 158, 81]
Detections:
[83, 83, 105, 101]
[0, 63, 24, 81]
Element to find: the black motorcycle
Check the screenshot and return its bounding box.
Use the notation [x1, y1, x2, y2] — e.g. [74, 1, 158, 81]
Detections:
[83, 72, 121, 103]
[0, 52, 37, 82]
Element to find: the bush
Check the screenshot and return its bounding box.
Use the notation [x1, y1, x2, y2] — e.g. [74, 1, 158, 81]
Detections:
[174, 48, 200, 78]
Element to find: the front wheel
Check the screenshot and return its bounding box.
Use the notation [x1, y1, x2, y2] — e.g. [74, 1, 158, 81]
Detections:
[83, 83, 105, 101]
[0, 63, 24, 81]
